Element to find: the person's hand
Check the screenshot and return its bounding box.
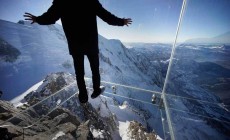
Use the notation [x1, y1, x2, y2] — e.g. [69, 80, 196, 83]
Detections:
[23, 12, 37, 24]
[124, 18, 132, 26]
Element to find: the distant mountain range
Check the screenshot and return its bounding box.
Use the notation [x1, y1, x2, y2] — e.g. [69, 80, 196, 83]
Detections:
[185, 31, 230, 44]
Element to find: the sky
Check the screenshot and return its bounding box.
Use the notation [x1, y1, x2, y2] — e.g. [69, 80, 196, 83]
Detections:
[0, 0, 229, 43]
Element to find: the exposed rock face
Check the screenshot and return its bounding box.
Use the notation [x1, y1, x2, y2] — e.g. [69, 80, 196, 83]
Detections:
[80, 103, 113, 140]
[0, 99, 115, 140]
[0, 100, 91, 140]
[0, 37, 21, 63]
[0, 100, 20, 123]
[24, 72, 76, 106]
[128, 121, 158, 140]
[0, 72, 162, 139]
[76, 120, 94, 140]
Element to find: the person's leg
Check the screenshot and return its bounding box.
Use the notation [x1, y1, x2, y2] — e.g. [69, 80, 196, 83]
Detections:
[72, 54, 88, 103]
[87, 53, 101, 92]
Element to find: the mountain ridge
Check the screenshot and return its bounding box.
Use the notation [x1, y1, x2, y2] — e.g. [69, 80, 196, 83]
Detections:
[0, 19, 160, 101]
[185, 31, 230, 44]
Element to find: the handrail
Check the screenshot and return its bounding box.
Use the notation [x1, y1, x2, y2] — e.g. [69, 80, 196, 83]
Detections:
[104, 91, 159, 107]
[84, 77, 162, 95]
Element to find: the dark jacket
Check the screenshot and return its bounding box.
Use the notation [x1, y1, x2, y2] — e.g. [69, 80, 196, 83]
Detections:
[36, 0, 125, 55]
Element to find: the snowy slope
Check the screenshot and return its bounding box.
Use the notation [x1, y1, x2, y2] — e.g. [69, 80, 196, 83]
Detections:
[130, 43, 230, 140]
[0, 19, 74, 100]
[0, 19, 163, 138]
[0, 19, 160, 101]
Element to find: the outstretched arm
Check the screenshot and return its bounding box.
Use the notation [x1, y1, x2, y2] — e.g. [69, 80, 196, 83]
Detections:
[96, 0, 132, 26]
[24, 13, 36, 24]
[124, 18, 132, 26]
[24, 0, 61, 25]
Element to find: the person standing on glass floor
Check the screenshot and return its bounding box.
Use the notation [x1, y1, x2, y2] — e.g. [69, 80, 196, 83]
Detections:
[24, 0, 132, 103]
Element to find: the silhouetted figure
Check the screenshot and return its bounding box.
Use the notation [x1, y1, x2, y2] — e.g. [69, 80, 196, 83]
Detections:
[24, 0, 132, 103]
[0, 90, 2, 98]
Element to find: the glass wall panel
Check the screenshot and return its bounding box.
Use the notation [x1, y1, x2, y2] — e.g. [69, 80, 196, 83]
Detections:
[3, 0, 229, 139]
[0, 0, 183, 139]
[165, 0, 230, 139]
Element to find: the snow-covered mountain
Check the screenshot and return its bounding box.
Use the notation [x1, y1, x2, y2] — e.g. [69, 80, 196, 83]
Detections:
[0, 19, 163, 139]
[0, 19, 74, 100]
[0, 19, 161, 101]
[128, 43, 230, 140]
[1, 19, 230, 140]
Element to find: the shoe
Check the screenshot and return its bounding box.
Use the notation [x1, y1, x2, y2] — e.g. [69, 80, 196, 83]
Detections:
[78, 91, 88, 103]
[91, 86, 105, 99]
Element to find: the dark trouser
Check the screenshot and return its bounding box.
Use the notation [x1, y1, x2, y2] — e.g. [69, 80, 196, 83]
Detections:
[72, 53, 100, 93]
